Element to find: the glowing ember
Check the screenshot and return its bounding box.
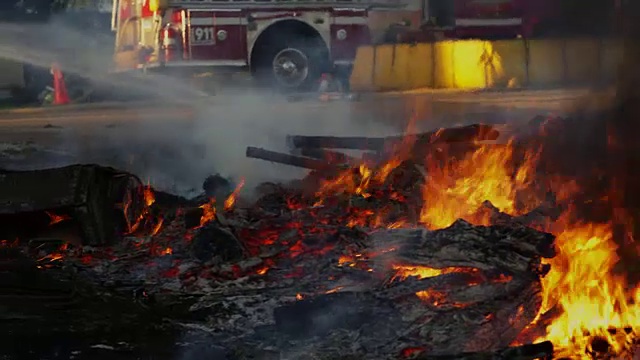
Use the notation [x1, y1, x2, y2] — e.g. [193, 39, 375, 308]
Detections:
[392, 265, 478, 281]
[338, 255, 356, 267]
[420, 141, 538, 229]
[151, 218, 164, 236]
[45, 211, 71, 225]
[415, 289, 468, 308]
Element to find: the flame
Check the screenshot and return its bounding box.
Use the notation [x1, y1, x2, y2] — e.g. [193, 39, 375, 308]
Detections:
[224, 178, 245, 211]
[45, 211, 71, 225]
[151, 218, 164, 236]
[199, 199, 217, 227]
[161, 247, 172, 255]
[144, 186, 155, 206]
[535, 212, 639, 358]
[314, 115, 417, 203]
[315, 165, 372, 200]
[123, 185, 157, 235]
[198, 179, 245, 227]
[420, 140, 539, 229]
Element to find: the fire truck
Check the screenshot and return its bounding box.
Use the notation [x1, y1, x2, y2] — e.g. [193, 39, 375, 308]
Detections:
[419, 0, 562, 40]
[110, 0, 616, 90]
[110, 0, 416, 90]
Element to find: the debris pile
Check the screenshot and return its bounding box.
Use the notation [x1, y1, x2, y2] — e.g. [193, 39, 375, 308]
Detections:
[1, 118, 638, 359]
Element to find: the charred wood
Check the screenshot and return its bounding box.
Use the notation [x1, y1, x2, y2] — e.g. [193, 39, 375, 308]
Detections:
[298, 148, 356, 164]
[413, 340, 553, 360]
[246, 146, 336, 170]
[190, 223, 245, 263]
[370, 220, 556, 275]
[0, 165, 145, 246]
[286, 124, 499, 151]
[202, 174, 233, 199]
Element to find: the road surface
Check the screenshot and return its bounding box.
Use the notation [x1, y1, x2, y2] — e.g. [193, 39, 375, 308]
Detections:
[0, 87, 613, 196]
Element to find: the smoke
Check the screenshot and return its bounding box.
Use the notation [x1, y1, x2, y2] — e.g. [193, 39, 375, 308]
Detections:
[0, 12, 402, 197]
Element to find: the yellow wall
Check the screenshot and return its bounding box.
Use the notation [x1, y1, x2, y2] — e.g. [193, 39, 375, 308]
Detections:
[350, 37, 622, 92]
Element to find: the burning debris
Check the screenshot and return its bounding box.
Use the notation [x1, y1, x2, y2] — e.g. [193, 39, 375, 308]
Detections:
[1, 119, 639, 359]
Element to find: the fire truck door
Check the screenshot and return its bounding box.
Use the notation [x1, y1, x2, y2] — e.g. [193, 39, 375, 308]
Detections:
[187, 10, 247, 65]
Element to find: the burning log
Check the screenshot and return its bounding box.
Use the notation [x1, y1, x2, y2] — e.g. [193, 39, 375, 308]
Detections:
[285, 124, 499, 151]
[246, 146, 336, 170]
[0, 165, 146, 246]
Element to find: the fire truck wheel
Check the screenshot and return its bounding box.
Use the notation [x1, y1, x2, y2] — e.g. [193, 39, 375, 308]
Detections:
[271, 47, 311, 90]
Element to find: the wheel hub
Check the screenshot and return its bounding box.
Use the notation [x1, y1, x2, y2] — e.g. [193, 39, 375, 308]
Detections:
[272, 48, 309, 88]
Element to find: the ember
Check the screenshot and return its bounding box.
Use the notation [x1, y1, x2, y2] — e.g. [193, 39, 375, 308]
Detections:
[3, 120, 639, 359]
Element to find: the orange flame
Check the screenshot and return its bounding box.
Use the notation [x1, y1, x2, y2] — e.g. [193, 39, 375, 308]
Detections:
[144, 186, 155, 206]
[406, 134, 638, 357]
[224, 178, 245, 211]
[151, 218, 164, 236]
[198, 180, 245, 227]
[199, 199, 217, 227]
[315, 115, 418, 204]
[535, 212, 639, 358]
[420, 140, 539, 229]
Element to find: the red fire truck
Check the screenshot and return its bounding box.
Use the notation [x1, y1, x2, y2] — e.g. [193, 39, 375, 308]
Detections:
[111, 0, 407, 90]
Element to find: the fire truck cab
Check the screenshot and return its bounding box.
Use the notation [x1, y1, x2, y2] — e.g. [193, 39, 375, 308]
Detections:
[111, 0, 408, 90]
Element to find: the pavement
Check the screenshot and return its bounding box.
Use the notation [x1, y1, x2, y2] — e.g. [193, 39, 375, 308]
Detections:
[0, 87, 614, 196]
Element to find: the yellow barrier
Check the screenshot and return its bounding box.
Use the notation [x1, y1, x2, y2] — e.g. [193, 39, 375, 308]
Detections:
[349, 46, 376, 91]
[390, 43, 434, 90]
[350, 37, 623, 92]
[564, 38, 601, 83]
[490, 40, 527, 88]
[372, 45, 396, 91]
[527, 39, 565, 86]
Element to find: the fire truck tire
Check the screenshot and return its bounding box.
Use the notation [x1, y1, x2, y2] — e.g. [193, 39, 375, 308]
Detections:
[258, 39, 328, 91]
[271, 44, 326, 91]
